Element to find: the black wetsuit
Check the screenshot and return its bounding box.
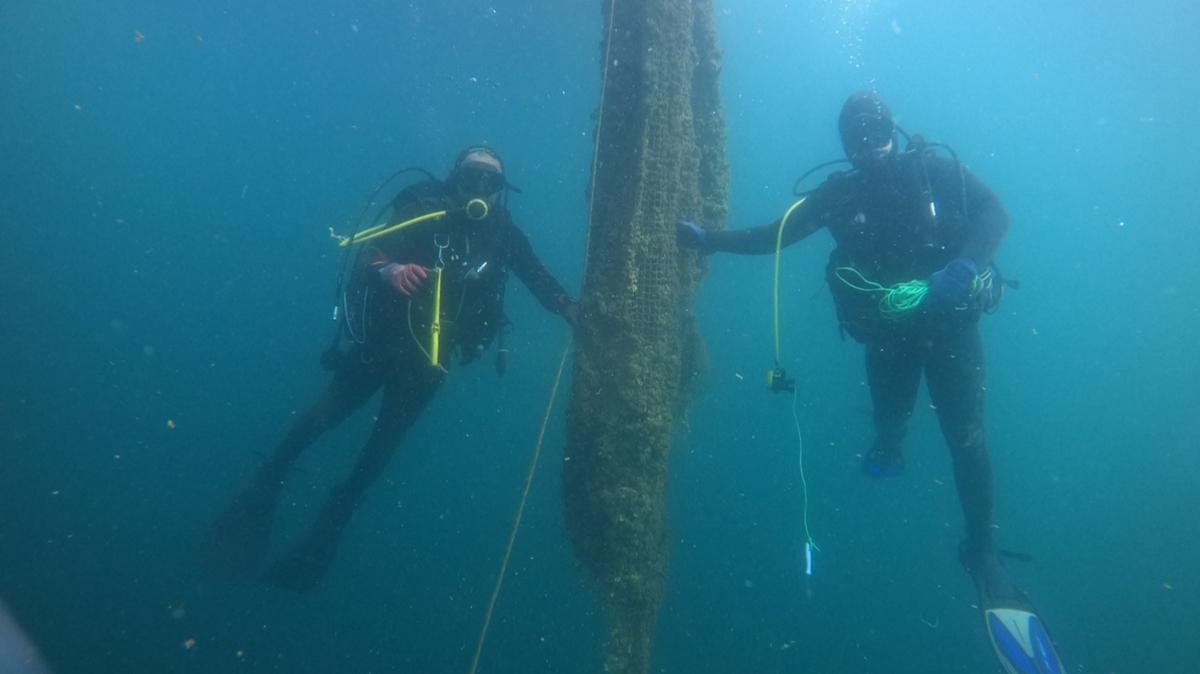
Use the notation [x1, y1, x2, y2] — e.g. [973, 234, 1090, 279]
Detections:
[704, 151, 1008, 554]
[214, 182, 570, 590]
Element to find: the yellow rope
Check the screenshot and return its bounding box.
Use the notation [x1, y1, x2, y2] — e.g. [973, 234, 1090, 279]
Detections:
[467, 345, 571, 674]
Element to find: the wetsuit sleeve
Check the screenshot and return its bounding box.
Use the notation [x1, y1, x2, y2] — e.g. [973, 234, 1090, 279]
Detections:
[938, 161, 1009, 267]
[357, 200, 431, 276]
[506, 224, 572, 313]
[358, 240, 412, 288]
[361, 245, 392, 273]
[704, 199, 823, 255]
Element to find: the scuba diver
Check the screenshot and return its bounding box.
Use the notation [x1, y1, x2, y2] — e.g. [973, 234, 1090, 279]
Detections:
[677, 92, 1066, 673]
[202, 146, 579, 592]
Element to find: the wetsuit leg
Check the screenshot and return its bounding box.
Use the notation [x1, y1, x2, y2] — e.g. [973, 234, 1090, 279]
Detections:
[927, 329, 1062, 668]
[253, 355, 386, 496]
[925, 322, 993, 559]
[200, 355, 383, 579]
[263, 365, 444, 591]
[864, 336, 926, 474]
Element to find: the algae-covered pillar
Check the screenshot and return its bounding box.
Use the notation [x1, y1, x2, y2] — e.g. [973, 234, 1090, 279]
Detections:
[562, 0, 728, 671]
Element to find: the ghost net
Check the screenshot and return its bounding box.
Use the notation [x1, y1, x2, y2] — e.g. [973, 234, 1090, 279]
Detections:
[562, 1, 729, 672]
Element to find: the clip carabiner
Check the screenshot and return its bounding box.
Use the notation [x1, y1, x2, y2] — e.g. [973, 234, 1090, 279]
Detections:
[433, 233, 449, 269]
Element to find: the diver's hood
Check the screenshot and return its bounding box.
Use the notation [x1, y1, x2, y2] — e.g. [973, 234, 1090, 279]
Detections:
[838, 91, 896, 167]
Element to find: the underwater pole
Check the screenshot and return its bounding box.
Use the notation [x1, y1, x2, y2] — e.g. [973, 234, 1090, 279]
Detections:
[561, 0, 729, 672]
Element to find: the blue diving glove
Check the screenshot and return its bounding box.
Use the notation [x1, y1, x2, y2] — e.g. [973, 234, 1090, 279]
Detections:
[676, 220, 707, 251]
[927, 257, 979, 307]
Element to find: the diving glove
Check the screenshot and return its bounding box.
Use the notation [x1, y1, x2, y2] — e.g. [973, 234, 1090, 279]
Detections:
[927, 257, 979, 307]
[379, 262, 429, 296]
[676, 220, 708, 251]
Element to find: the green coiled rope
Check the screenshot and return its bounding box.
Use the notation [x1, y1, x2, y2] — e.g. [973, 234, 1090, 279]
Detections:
[833, 267, 929, 318]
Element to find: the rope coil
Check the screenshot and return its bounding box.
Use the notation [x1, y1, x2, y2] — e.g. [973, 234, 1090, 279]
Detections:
[833, 266, 929, 318]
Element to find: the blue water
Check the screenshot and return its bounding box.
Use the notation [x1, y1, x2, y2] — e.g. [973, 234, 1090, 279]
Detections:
[2, 1, 1197, 672]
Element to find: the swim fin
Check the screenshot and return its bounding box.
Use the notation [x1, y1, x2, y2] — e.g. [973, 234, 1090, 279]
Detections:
[261, 496, 349, 592]
[198, 482, 280, 580]
[984, 605, 1064, 674]
[261, 542, 336, 593]
[971, 552, 1066, 674]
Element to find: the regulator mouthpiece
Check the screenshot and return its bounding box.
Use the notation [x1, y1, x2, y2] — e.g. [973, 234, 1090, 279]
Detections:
[465, 198, 490, 220]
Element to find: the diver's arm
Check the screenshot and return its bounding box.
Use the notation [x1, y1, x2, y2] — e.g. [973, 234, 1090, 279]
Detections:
[924, 163, 1009, 306]
[960, 176, 1008, 266]
[506, 224, 573, 314]
[944, 163, 1009, 266]
[700, 196, 824, 255]
[361, 234, 429, 295]
[358, 208, 419, 273]
[361, 245, 393, 273]
[703, 211, 820, 255]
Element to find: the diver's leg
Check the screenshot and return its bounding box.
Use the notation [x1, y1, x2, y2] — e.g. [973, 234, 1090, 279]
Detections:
[930, 325, 1066, 672]
[259, 358, 385, 483]
[201, 357, 382, 579]
[863, 336, 925, 476]
[925, 323, 999, 581]
[263, 367, 443, 591]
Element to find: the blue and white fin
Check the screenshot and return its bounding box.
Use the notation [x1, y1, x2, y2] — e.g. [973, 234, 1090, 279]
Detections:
[984, 607, 1065, 674]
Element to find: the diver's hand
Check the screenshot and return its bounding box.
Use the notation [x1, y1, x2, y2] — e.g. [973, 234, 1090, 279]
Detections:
[676, 220, 707, 251]
[556, 294, 581, 330]
[379, 263, 428, 296]
[927, 257, 979, 307]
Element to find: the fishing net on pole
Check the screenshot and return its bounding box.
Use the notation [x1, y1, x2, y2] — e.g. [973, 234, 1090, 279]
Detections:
[562, 0, 728, 671]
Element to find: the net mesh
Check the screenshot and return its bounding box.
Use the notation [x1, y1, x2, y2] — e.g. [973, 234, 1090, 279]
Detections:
[562, 1, 728, 672]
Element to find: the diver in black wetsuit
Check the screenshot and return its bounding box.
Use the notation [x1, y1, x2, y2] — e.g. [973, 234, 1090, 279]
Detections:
[203, 146, 578, 591]
[679, 92, 1066, 672]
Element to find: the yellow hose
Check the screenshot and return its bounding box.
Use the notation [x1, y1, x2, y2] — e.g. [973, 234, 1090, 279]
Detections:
[430, 267, 444, 366]
[339, 209, 448, 247]
[772, 198, 806, 365]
